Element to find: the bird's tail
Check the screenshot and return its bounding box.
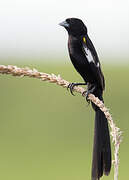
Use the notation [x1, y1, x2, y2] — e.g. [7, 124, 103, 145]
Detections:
[91, 97, 111, 180]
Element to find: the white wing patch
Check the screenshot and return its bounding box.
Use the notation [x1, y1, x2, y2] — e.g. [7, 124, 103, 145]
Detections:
[97, 62, 99, 67]
[83, 46, 95, 64]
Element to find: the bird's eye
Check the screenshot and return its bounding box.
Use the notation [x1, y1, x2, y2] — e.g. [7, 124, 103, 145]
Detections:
[66, 19, 70, 24]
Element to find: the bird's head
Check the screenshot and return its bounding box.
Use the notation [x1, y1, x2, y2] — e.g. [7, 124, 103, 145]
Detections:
[59, 18, 87, 37]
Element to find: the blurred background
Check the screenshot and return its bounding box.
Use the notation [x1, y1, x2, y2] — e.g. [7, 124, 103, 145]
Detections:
[0, 0, 129, 179]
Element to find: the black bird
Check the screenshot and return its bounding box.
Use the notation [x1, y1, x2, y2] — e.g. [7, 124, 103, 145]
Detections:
[59, 18, 111, 180]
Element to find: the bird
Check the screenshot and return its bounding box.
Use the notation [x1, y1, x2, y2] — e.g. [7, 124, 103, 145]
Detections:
[59, 18, 111, 180]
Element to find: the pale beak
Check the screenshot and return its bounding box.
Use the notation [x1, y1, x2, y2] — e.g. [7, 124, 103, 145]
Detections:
[59, 21, 69, 28]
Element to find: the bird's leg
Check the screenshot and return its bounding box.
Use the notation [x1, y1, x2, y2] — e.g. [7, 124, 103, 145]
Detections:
[86, 84, 97, 103]
[67, 82, 87, 96]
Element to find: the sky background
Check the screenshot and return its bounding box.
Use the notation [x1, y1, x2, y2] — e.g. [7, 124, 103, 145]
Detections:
[0, 0, 129, 62]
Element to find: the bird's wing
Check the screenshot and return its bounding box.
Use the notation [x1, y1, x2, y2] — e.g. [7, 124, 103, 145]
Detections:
[82, 35, 105, 90]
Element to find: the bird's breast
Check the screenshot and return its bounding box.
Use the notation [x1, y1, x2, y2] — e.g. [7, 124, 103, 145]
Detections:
[68, 36, 82, 55]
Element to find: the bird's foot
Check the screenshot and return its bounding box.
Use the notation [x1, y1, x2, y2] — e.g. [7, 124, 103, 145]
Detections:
[67, 83, 76, 96]
[82, 90, 86, 97]
[67, 82, 87, 96]
[86, 91, 91, 104]
[85, 85, 96, 103]
[82, 91, 90, 105]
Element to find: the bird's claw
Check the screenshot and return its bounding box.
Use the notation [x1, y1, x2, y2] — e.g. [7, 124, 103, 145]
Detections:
[82, 90, 90, 105]
[67, 82, 87, 97]
[82, 91, 86, 97]
[86, 91, 91, 104]
[85, 85, 96, 104]
[67, 83, 76, 96]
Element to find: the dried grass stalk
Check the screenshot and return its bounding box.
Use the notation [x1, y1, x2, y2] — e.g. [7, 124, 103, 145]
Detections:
[0, 65, 122, 180]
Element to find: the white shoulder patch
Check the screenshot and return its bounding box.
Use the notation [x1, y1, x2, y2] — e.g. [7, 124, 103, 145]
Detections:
[83, 46, 95, 64]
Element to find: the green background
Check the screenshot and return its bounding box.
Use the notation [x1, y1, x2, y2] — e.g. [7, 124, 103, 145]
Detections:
[0, 61, 129, 180]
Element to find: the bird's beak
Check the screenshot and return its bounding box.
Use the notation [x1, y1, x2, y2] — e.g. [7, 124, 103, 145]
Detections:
[59, 21, 69, 28]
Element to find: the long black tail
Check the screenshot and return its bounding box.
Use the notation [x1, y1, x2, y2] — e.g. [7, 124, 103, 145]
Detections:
[91, 97, 111, 180]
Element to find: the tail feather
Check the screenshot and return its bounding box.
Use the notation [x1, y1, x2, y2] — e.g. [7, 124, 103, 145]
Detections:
[91, 106, 111, 180]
